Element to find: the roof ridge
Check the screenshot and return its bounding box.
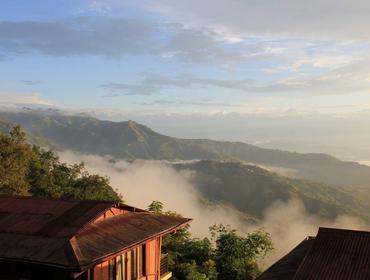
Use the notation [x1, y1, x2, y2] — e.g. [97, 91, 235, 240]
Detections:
[318, 226, 370, 235]
[0, 194, 117, 204]
[292, 236, 317, 280]
[72, 203, 148, 237]
[69, 236, 84, 268]
[36, 200, 114, 237]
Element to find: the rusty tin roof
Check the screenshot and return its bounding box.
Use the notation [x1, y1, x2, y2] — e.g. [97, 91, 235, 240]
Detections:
[293, 227, 370, 280]
[0, 196, 191, 271]
[257, 237, 314, 280]
[258, 227, 370, 280]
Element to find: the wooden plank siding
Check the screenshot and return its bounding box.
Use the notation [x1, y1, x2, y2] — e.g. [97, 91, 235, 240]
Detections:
[89, 238, 161, 280]
[89, 208, 162, 280]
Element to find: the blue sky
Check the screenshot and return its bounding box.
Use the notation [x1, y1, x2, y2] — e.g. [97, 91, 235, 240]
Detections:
[2, 1, 370, 158]
[1, 0, 370, 113]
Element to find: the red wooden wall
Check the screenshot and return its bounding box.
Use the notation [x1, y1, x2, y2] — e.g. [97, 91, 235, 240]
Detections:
[90, 207, 162, 280]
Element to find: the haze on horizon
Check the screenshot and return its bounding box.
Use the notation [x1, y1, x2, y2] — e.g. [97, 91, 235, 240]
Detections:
[1, 0, 370, 160]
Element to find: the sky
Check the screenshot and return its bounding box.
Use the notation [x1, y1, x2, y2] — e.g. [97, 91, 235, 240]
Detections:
[1, 0, 370, 159]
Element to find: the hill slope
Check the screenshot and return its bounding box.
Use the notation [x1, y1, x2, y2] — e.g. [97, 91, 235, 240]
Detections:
[1, 111, 370, 188]
[173, 160, 370, 222]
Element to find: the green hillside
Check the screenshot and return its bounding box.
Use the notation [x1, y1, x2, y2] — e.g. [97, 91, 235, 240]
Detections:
[173, 160, 370, 222]
[1, 111, 370, 188]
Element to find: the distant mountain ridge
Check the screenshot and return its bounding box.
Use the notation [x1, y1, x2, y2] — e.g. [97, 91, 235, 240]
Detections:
[1, 111, 370, 188]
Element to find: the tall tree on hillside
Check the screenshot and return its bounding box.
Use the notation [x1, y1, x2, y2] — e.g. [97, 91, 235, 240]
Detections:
[0, 126, 32, 195]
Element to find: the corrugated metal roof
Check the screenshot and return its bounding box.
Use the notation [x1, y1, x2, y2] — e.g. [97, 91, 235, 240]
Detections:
[74, 212, 192, 269]
[0, 233, 78, 267]
[293, 227, 370, 280]
[257, 237, 314, 280]
[0, 196, 191, 271]
[0, 195, 113, 237]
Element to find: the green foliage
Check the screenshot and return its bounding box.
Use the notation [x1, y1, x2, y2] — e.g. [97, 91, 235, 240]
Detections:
[147, 200, 164, 213]
[0, 126, 121, 201]
[0, 125, 32, 195]
[210, 225, 273, 280]
[164, 235, 216, 280]
[200, 260, 218, 280]
[148, 201, 272, 280]
[173, 262, 209, 280]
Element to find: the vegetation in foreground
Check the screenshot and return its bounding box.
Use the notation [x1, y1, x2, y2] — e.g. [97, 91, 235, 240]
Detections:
[148, 201, 273, 280]
[0, 125, 120, 201]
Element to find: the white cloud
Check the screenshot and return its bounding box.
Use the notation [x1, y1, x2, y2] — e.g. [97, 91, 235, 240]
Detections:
[144, 0, 370, 41]
[0, 18, 155, 57]
[87, 1, 112, 14]
[256, 56, 370, 95]
[276, 55, 357, 72]
[0, 91, 53, 107]
[100, 72, 254, 95]
[99, 53, 370, 97]
[0, 17, 261, 64]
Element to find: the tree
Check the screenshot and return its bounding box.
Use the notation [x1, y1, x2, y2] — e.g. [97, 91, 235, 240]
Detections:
[173, 262, 209, 280]
[148, 200, 164, 213]
[210, 225, 273, 280]
[148, 201, 215, 280]
[147, 201, 273, 280]
[67, 172, 120, 201]
[0, 125, 121, 202]
[0, 126, 32, 195]
[27, 147, 121, 201]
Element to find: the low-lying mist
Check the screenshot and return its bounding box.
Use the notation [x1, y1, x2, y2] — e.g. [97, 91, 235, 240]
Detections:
[59, 151, 369, 267]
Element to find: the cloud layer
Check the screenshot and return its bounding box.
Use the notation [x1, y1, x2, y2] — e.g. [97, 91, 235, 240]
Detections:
[0, 91, 53, 107]
[0, 17, 253, 64]
[147, 0, 370, 40]
[100, 73, 254, 96]
[0, 18, 155, 57]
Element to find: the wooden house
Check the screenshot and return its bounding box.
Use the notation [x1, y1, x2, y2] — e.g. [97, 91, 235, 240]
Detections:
[0, 196, 191, 280]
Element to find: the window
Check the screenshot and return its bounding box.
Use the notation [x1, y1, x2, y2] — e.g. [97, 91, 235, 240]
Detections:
[116, 254, 126, 280]
[88, 268, 94, 280]
[130, 249, 137, 280]
[139, 244, 147, 277]
[109, 259, 115, 280]
[90, 254, 128, 280]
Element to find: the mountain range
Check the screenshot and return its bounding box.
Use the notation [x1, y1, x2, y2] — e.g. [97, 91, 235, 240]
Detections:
[2, 110, 370, 222]
[1, 110, 370, 189]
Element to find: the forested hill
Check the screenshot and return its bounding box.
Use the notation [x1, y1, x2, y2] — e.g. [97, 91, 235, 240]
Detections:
[1, 111, 370, 188]
[172, 160, 370, 223]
